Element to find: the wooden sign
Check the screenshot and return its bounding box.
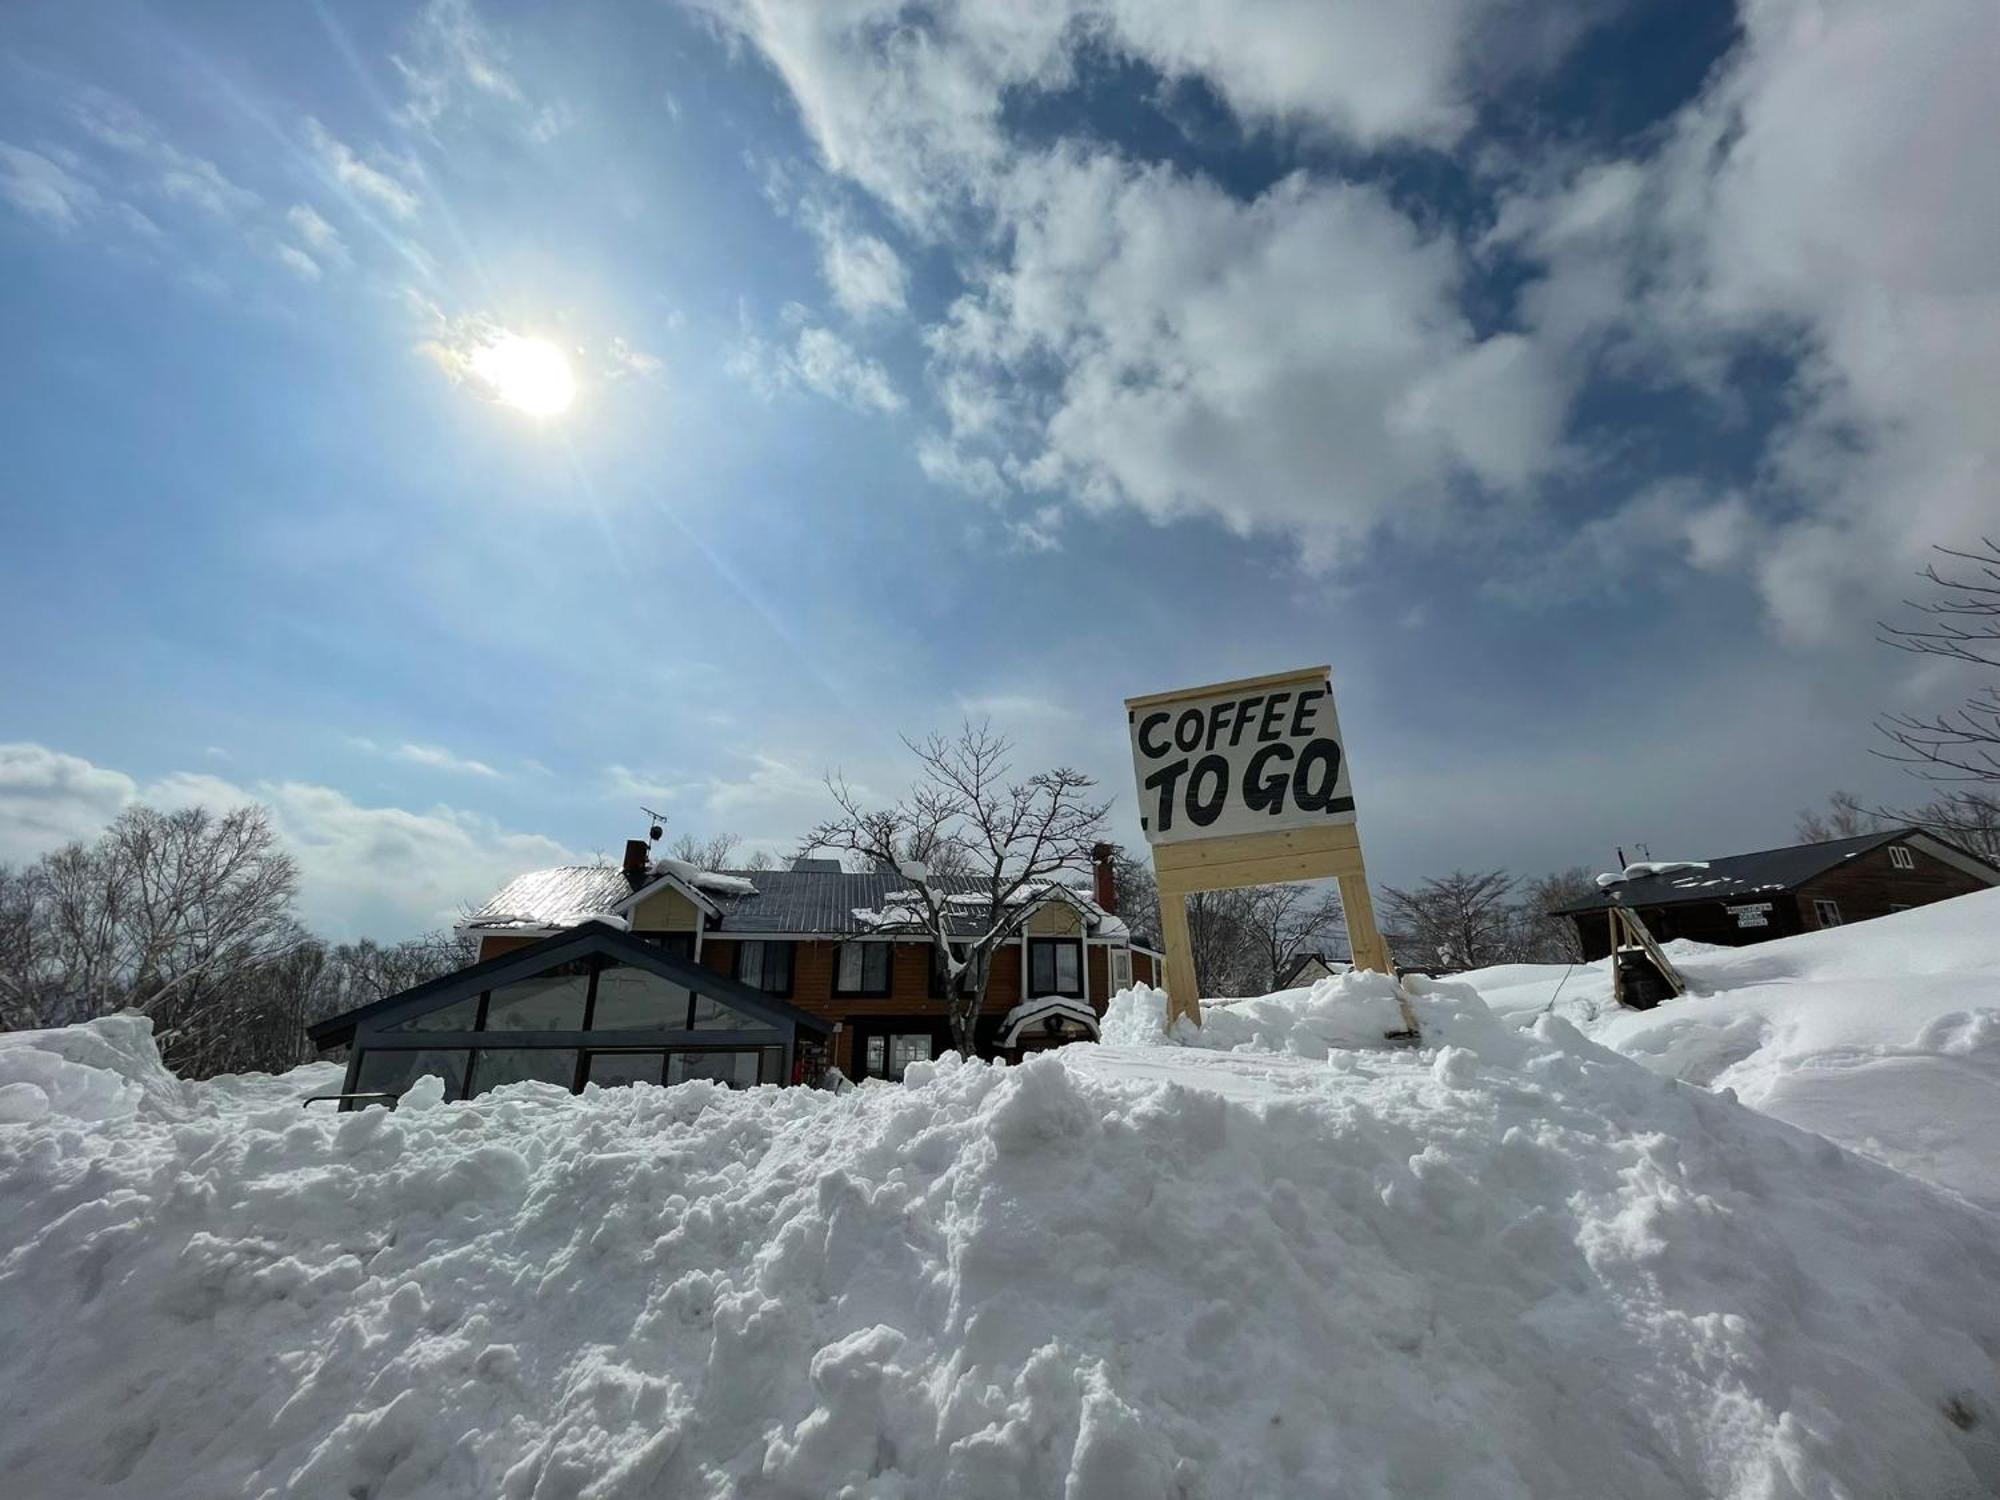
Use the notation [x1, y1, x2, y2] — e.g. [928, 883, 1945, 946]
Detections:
[1127, 666, 1394, 1031]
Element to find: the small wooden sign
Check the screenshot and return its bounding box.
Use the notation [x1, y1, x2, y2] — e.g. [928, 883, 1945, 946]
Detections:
[1127, 666, 1393, 1031]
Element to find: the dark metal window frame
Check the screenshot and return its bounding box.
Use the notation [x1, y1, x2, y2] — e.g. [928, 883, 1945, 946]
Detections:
[734, 939, 796, 997]
[1028, 938, 1085, 998]
[833, 940, 893, 998]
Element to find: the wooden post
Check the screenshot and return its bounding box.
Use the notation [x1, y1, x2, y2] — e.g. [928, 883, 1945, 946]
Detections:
[1157, 883, 1201, 1031]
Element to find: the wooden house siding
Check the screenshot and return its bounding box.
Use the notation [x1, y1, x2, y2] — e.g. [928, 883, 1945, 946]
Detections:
[1795, 841, 1989, 927]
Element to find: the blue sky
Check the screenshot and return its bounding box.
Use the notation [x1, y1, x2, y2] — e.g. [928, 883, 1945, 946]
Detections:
[2, 0, 1993, 937]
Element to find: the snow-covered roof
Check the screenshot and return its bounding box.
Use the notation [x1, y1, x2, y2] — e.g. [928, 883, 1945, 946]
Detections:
[996, 995, 1101, 1046]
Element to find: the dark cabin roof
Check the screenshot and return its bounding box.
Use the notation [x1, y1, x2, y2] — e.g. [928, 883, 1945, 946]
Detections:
[1552, 828, 1922, 915]
[463, 862, 1151, 943]
[307, 920, 833, 1050]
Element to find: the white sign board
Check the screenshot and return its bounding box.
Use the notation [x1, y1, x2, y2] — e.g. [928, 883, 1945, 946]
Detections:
[1128, 667, 1355, 845]
[1728, 902, 1772, 929]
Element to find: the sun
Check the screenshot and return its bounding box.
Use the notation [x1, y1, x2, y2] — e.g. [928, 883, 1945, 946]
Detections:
[469, 333, 576, 418]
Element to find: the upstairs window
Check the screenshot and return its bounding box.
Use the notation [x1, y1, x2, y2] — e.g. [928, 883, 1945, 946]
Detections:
[835, 941, 892, 996]
[735, 940, 795, 996]
[1888, 845, 1914, 870]
[1029, 939, 1082, 997]
[1813, 898, 1843, 927]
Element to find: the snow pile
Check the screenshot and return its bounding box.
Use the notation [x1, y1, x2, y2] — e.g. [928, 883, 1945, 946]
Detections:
[650, 855, 759, 898]
[1101, 968, 1421, 1056]
[1596, 859, 1709, 887]
[1466, 888, 2000, 1211]
[5, 1005, 2000, 1497]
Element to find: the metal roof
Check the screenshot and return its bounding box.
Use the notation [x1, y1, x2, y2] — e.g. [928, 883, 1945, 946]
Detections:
[459, 863, 1140, 940]
[1552, 828, 1916, 915]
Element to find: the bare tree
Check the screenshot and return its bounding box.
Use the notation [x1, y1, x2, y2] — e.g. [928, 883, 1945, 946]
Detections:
[668, 830, 743, 871]
[1795, 790, 1882, 843]
[1239, 883, 1346, 992]
[1516, 867, 1598, 963]
[1877, 539, 2000, 783]
[1381, 870, 1518, 971]
[799, 720, 1110, 1055]
[1184, 887, 1257, 997]
[1888, 787, 2000, 863]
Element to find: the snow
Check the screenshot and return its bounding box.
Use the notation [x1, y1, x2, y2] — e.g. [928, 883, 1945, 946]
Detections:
[5, 914, 2000, 1495]
[649, 856, 759, 898]
[1596, 859, 1710, 887]
[1462, 888, 2000, 1211]
[997, 995, 1101, 1044]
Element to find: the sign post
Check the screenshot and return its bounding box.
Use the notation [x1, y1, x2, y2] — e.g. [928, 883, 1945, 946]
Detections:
[1126, 665, 1394, 1031]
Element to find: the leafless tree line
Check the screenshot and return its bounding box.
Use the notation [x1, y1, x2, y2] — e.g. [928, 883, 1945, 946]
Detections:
[0, 804, 470, 1079]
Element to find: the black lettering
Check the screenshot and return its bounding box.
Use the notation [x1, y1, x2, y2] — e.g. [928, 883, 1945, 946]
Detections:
[1205, 700, 1230, 752]
[1289, 689, 1323, 738]
[1138, 712, 1172, 758]
[1187, 755, 1229, 827]
[1292, 738, 1344, 812]
[1258, 693, 1290, 742]
[1229, 696, 1262, 747]
[1244, 742, 1294, 815]
[1174, 710, 1204, 753]
[1144, 759, 1189, 832]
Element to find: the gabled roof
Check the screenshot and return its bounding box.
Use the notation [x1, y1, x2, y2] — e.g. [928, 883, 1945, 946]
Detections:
[1551, 828, 1999, 915]
[1277, 951, 1351, 988]
[307, 920, 833, 1049]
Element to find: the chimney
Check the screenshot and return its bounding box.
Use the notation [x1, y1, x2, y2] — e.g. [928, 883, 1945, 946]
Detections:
[1091, 842, 1118, 913]
[623, 838, 651, 888]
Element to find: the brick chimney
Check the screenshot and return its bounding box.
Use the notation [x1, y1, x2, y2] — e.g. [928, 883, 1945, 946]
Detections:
[623, 838, 651, 889]
[1091, 842, 1118, 913]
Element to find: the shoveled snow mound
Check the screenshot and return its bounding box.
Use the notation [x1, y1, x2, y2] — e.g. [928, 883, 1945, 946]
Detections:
[1462, 888, 2000, 1210]
[4, 1002, 2000, 1498]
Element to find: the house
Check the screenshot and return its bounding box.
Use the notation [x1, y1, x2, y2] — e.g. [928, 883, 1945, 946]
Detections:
[308, 841, 1164, 1103]
[1550, 827, 1999, 961]
[1276, 952, 1351, 988]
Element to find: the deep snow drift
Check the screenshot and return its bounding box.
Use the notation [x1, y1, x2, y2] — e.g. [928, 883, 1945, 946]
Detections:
[1459, 888, 2000, 1212]
[4, 963, 2000, 1495]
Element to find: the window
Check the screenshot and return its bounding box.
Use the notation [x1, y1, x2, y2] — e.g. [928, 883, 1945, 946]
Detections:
[865, 1035, 886, 1076]
[484, 965, 590, 1031]
[354, 1047, 468, 1103]
[590, 964, 692, 1031]
[1813, 898, 1843, 927]
[468, 1048, 579, 1096]
[1888, 845, 1915, 870]
[385, 995, 481, 1033]
[668, 1050, 763, 1089]
[735, 940, 795, 996]
[635, 932, 695, 959]
[584, 1051, 667, 1088]
[888, 1033, 933, 1079]
[1109, 948, 1133, 993]
[835, 942, 892, 996]
[1029, 939, 1082, 997]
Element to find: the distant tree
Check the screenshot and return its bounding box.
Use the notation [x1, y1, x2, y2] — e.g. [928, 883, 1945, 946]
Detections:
[668, 831, 742, 871]
[1515, 867, 1598, 963]
[1108, 846, 1160, 946]
[1887, 787, 2000, 864]
[799, 720, 1110, 1055]
[1877, 539, 2000, 784]
[1239, 882, 1346, 992]
[1795, 790, 1882, 843]
[1381, 869, 1518, 970]
[1184, 887, 1257, 997]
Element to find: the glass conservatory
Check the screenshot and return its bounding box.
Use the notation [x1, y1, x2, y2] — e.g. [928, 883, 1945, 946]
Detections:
[307, 920, 833, 1107]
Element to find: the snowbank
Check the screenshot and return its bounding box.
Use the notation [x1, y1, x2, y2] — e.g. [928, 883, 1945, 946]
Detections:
[4, 997, 1999, 1498]
[1463, 888, 2000, 1210]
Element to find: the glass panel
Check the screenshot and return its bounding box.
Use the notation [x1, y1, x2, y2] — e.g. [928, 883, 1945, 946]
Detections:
[837, 943, 864, 992]
[354, 1047, 469, 1103]
[668, 1050, 760, 1089]
[591, 964, 691, 1031]
[585, 1051, 667, 1088]
[867, 945, 889, 991]
[736, 941, 766, 990]
[468, 1048, 579, 1096]
[692, 993, 777, 1032]
[1055, 944, 1080, 991]
[1030, 943, 1054, 994]
[865, 1035, 886, 1076]
[765, 942, 793, 994]
[759, 1047, 785, 1085]
[484, 965, 590, 1031]
[888, 1033, 932, 1080]
[384, 995, 481, 1033]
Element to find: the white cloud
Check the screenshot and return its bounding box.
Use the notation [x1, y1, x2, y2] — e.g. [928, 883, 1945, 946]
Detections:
[286, 203, 349, 266]
[0, 742, 571, 939]
[395, 0, 565, 138]
[392, 742, 503, 778]
[276, 244, 321, 280]
[807, 205, 909, 319]
[0, 143, 100, 229]
[730, 320, 904, 414]
[607, 336, 664, 379]
[306, 119, 422, 221]
[927, 155, 1569, 565]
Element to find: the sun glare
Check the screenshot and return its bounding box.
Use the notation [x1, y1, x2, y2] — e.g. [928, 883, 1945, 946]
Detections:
[470, 333, 576, 418]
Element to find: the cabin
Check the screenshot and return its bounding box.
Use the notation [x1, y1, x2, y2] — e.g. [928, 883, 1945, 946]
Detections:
[308, 841, 1164, 1103]
[1277, 952, 1351, 988]
[1550, 828, 1999, 961]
